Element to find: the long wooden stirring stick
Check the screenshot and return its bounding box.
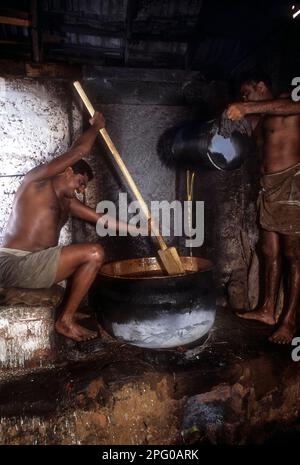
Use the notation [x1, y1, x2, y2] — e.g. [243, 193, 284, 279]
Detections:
[73, 81, 185, 276]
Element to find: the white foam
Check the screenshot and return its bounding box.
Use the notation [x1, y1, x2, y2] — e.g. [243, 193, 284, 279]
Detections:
[111, 308, 215, 349]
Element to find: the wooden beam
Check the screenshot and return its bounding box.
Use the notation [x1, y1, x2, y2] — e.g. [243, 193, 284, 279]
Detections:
[124, 0, 139, 65]
[0, 39, 29, 45]
[0, 16, 31, 27]
[0, 59, 81, 79]
[25, 63, 81, 80]
[30, 0, 40, 62]
[25, 62, 81, 79]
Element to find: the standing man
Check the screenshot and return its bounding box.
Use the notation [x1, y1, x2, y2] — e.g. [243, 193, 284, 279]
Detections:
[226, 72, 300, 344]
[0, 112, 142, 342]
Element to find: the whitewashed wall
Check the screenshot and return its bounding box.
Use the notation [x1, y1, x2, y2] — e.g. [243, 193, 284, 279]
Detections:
[0, 78, 83, 246]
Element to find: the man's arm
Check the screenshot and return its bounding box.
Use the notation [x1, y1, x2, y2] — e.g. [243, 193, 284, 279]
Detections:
[69, 197, 100, 223]
[24, 112, 105, 183]
[227, 99, 300, 121]
[69, 198, 149, 235]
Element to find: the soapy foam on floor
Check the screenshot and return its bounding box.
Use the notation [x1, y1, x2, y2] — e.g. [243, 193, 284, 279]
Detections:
[111, 307, 215, 349]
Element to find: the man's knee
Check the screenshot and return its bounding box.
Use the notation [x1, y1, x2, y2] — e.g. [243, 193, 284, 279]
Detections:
[261, 242, 280, 260]
[86, 244, 105, 266]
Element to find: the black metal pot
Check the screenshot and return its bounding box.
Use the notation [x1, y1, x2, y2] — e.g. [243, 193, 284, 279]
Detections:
[167, 119, 253, 171]
[91, 256, 216, 349]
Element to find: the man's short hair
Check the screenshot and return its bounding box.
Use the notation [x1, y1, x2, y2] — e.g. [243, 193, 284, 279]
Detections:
[71, 159, 93, 181]
[239, 70, 272, 90]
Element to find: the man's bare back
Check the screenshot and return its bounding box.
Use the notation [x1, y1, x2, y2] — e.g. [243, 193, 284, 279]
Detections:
[3, 178, 71, 252]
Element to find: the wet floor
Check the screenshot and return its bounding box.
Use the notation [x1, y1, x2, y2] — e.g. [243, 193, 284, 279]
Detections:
[0, 309, 299, 444]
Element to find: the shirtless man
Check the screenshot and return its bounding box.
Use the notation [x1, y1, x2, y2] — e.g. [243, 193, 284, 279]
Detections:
[0, 112, 142, 342]
[226, 72, 300, 344]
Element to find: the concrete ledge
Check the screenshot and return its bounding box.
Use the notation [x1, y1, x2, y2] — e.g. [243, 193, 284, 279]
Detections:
[0, 305, 57, 370]
[0, 286, 64, 370]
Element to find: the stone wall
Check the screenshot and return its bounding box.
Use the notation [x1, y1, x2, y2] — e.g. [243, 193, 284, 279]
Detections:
[0, 77, 82, 246]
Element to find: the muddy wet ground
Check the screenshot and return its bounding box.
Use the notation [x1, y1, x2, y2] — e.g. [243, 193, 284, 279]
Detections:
[1, 308, 300, 445]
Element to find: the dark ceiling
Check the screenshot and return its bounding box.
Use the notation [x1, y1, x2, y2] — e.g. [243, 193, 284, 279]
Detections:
[0, 0, 299, 81]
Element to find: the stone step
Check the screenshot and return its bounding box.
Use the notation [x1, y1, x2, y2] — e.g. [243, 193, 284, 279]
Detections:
[0, 286, 64, 370]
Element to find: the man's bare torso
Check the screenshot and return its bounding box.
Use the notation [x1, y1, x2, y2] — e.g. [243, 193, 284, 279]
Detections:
[254, 113, 300, 174]
[2, 179, 70, 252]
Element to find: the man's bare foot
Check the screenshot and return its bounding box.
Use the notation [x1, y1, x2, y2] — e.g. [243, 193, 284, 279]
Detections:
[269, 321, 296, 344]
[74, 312, 91, 321]
[55, 317, 98, 342]
[176, 345, 188, 353]
[236, 304, 276, 325]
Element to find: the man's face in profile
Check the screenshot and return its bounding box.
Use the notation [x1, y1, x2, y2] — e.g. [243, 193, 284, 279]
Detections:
[65, 170, 89, 198]
[240, 81, 269, 102]
[240, 82, 260, 102]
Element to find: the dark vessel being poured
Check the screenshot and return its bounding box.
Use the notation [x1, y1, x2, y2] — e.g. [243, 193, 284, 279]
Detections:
[159, 113, 254, 171]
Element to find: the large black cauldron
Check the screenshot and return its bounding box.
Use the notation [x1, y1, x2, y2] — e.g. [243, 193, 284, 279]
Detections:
[91, 256, 216, 349]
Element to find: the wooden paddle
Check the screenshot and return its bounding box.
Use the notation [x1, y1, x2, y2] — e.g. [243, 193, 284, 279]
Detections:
[73, 81, 185, 276]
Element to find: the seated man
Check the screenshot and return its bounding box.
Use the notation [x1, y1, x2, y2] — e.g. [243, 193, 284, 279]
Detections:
[0, 112, 139, 342]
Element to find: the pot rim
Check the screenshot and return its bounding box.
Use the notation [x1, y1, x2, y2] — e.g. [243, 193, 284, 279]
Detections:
[99, 255, 213, 280]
